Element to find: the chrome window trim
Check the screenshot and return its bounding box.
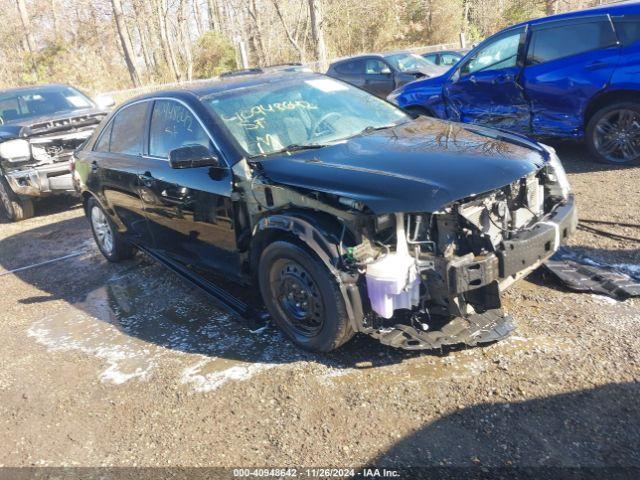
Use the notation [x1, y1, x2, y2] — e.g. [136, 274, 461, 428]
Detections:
[93, 96, 229, 167]
[146, 96, 229, 167]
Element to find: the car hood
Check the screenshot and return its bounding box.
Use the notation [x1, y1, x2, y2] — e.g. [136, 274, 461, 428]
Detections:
[414, 64, 448, 77]
[0, 107, 107, 141]
[257, 117, 549, 214]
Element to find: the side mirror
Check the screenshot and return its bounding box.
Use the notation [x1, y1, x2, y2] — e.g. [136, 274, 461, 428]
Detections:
[381, 67, 392, 75]
[169, 145, 221, 169]
[95, 94, 116, 110]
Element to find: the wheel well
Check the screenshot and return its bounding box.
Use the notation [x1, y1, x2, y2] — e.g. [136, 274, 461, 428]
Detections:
[81, 192, 93, 216]
[404, 105, 435, 118]
[584, 90, 640, 126]
[248, 210, 351, 278]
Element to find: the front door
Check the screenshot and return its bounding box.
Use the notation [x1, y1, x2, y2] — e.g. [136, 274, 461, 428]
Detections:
[137, 99, 241, 278]
[521, 16, 620, 138]
[363, 58, 395, 97]
[443, 27, 530, 134]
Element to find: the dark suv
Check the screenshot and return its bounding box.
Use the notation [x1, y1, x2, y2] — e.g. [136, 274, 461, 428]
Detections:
[0, 84, 112, 221]
[389, 2, 640, 164]
[74, 72, 576, 352]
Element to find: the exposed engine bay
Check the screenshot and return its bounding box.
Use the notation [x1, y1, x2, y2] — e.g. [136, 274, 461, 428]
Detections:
[1, 112, 105, 198]
[236, 147, 577, 350]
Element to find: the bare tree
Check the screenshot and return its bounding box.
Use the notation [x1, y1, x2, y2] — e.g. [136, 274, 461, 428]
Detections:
[272, 0, 306, 62]
[110, 0, 141, 86]
[15, 0, 36, 54]
[308, 0, 327, 69]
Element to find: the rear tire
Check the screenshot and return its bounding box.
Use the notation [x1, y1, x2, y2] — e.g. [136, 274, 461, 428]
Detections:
[258, 240, 355, 352]
[0, 177, 34, 222]
[87, 197, 136, 262]
[586, 102, 640, 165]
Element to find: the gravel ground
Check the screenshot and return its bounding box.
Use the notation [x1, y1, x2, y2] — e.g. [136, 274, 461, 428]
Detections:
[0, 143, 639, 474]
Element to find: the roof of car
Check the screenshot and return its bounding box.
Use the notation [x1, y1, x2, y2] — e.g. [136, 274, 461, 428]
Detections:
[0, 83, 73, 95]
[511, 0, 640, 29]
[121, 71, 323, 105]
[329, 51, 419, 65]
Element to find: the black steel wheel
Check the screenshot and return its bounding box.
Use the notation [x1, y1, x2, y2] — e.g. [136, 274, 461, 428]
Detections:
[258, 240, 355, 352]
[587, 102, 640, 165]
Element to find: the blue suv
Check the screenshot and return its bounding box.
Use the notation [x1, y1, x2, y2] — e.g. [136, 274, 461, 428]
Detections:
[388, 1, 640, 164]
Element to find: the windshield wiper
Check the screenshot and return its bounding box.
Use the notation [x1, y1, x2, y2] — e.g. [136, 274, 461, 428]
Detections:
[250, 143, 327, 159]
[359, 124, 397, 135]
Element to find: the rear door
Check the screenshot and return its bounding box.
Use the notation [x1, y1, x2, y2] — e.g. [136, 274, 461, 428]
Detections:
[328, 59, 367, 90]
[137, 98, 241, 278]
[521, 15, 620, 138]
[91, 101, 152, 245]
[442, 27, 531, 134]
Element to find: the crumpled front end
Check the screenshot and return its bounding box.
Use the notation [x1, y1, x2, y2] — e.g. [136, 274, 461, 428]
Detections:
[346, 147, 577, 350]
[1, 114, 102, 197]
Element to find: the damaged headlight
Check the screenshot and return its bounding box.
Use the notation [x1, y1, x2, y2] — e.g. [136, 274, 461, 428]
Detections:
[542, 144, 570, 200]
[0, 139, 31, 163]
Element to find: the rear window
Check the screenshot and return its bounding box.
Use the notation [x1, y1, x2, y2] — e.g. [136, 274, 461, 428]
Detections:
[109, 102, 148, 155]
[614, 18, 640, 46]
[526, 21, 617, 65]
[334, 59, 366, 75]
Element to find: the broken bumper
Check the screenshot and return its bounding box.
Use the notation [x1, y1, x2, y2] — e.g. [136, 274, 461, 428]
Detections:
[4, 163, 74, 197]
[447, 195, 578, 294]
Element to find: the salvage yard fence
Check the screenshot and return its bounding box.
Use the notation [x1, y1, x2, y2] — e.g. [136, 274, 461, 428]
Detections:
[98, 41, 461, 105]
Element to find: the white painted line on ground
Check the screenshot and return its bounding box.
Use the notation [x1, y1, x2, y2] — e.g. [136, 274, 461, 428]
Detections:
[0, 251, 85, 277]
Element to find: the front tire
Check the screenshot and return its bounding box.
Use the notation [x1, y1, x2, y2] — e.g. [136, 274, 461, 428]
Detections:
[0, 177, 34, 222]
[88, 197, 136, 262]
[258, 240, 355, 352]
[586, 102, 640, 165]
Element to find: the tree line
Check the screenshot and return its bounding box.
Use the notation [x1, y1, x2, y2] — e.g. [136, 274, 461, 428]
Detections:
[1, 0, 601, 95]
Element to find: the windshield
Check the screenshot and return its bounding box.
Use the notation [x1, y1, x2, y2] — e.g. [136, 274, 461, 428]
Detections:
[205, 77, 408, 157]
[0, 86, 94, 125]
[385, 53, 434, 73]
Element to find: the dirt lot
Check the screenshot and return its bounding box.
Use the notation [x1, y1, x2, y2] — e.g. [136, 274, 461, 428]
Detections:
[0, 143, 639, 474]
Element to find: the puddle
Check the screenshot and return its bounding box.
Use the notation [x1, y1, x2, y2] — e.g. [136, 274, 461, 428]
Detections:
[27, 265, 304, 390]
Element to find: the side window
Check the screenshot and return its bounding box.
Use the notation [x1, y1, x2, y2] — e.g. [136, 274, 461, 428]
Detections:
[441, 53, 461, 66]
[109, 102, 148, 155]
[365, 59, 390, 75]
[461, 30, 522, 75]
[423, 54, 438, 65]
[149, 100, 213, 159]
[94, 121, 113, 153]
[613, 18, 640, 47]
[334, 59, 366, 75]
[527, 21, 617, 65]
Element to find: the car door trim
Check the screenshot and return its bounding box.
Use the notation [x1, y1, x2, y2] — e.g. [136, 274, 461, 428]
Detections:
[94, 97, 230, 168]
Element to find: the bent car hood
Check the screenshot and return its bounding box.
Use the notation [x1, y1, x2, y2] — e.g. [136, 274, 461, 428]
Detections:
[0, 107, 107, 141]
[258, 117, 549, 214]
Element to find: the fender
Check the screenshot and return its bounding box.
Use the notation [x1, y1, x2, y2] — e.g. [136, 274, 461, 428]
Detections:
[252, 212, 365, 331]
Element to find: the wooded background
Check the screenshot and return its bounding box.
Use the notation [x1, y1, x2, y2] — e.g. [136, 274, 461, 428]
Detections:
[1, 0, 603, 95]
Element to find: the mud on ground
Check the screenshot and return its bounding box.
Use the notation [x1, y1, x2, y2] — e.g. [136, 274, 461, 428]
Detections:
[0, 143, 639, 471]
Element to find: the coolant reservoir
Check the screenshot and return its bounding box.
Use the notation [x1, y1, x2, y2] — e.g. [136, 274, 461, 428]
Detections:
[366, 214, 420, 319]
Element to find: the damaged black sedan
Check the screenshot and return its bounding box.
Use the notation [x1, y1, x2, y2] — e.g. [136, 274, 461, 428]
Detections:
[0, 84, 111, 221]
[74, 72, 577, 352]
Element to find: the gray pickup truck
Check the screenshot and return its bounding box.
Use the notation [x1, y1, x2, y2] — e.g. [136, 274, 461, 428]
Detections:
[0, 84, 112, 221]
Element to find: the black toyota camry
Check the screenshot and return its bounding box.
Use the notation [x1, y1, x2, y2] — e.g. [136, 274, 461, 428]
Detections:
[74, 71, 577, 352]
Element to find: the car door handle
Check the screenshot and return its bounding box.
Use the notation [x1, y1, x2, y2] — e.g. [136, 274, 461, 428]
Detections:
[138, 172, 154, 188]
[586, 61, 608, 71]
[469, 75, 477, 84]
[161, 187, 193, 203]
[494, 73, 514, 83]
